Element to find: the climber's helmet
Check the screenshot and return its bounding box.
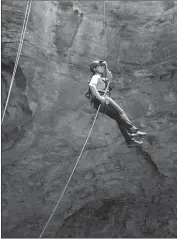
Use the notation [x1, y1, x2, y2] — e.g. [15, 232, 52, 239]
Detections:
[90, 60, 106, 73]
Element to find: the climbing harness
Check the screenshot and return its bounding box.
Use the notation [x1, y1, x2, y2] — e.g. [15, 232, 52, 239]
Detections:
[84, 67, 111, 104]
[39, 2, 109, 238]
[1, 1, 32, 124]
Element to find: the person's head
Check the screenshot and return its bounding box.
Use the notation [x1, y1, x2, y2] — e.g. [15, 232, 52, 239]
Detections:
[90, 60, 105, 75]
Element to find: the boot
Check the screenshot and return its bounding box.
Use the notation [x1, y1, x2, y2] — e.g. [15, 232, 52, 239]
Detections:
[130, 131, 147, 137]
[127, 139, 143, 148]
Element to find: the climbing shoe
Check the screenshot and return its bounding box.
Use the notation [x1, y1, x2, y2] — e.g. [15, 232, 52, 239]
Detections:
[127, 140, 143, 148]
[130, 131, 147, 137]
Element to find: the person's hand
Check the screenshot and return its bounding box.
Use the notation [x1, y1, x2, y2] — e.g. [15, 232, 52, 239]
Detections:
[99, 96, 106, 104]
[109, 82, 114, 91]
[102, 61, 108, 68]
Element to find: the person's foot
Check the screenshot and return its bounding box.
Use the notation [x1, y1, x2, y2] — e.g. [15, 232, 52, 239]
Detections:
[127, 140, 143, 148]
[130, 131, 147, 137]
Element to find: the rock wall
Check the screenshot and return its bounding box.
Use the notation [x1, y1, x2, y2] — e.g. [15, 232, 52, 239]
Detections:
[1, 1, 177, 237]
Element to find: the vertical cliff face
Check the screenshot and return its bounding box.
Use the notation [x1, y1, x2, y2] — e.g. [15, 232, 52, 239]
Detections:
[1, 1, 177, 237]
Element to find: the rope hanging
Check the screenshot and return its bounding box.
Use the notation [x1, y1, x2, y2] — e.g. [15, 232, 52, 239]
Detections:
[103, 1, 106, 60]
[39, 103, 100, 238]
[117, 1, 126, 67]
[1, 0, 32, 124]
[38, 2, 108, 238]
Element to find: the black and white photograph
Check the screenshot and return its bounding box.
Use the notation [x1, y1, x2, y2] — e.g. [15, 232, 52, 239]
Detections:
[1, 0, 177, 238]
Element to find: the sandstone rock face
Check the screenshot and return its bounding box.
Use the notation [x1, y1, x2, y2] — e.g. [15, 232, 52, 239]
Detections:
[1, 1, 177, 237]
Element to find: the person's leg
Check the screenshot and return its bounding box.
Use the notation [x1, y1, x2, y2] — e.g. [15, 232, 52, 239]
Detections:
[104, 96, 138, 133]
[118, 111, 146, 136]
[104, 96, 146, 136]
[92, 97, 107, 113]
[92, 96, 144, 146]
[92, 97, 143, 146]
[117, 121, 133, 144]
[104, 105, 140, 145]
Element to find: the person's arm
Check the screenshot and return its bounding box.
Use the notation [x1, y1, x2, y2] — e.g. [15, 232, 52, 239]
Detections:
[102, 61, 113, 82]
[106, 68, 113, 82]
[89, 76, 106, 104]
[102, 61, 114, 91]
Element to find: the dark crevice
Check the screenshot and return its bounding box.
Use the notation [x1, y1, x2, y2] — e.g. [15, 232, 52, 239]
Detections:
[2, 60, 27, 90]
[2, 125, 25, 152]
[1, 59, 32, 151]
[136, 147, 161, 176]
[54, 3, 83, 60]
[85, 143, 112, 152]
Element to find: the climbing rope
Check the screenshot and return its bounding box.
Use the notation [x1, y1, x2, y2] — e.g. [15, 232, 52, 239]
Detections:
[116, 1, 126, 70]
[39, 105, 100, 238]
[39, 2, 108, 238]
[1, 0, 32, 124]
[103, 1, 106, 60]
[102, 1, 110, 94]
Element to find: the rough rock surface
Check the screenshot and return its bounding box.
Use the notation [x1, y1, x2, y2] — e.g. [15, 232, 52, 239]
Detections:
[1, 1, 177, 237]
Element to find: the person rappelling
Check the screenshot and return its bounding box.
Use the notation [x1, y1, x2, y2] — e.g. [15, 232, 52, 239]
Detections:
[86, 60, 146, 148]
